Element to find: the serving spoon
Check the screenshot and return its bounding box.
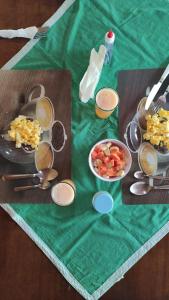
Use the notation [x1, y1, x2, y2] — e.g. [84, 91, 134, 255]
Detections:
[130, 181, 169, 196]
[2, 168, 58, 183]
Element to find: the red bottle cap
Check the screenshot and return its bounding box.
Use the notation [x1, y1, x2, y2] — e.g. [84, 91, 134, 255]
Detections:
[107, 31, 114, 38]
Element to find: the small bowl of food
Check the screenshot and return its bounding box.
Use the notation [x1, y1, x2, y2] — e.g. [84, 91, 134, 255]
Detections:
[7, 115, 42, 152]
[0, 115, 42, 164]
[88, 139, 132, 182]
[143, 108, 169, 154]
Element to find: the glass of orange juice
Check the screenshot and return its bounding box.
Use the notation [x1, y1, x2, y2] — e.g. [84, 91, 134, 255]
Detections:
[95, 88, 119, 119]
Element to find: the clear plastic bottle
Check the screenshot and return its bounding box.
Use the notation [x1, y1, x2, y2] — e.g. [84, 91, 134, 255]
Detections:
[104, 31, 115, 65]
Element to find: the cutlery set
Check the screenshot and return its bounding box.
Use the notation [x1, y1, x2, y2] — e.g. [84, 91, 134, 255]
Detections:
[145, 63, 169, 110]
[134, 170, 169, 181]
[130, 171, 169, 196]
[146, 84, 169, 114]
[130, 180, 169, 196]
[1, 168, 58, 192]
[149, 85, 169, 114]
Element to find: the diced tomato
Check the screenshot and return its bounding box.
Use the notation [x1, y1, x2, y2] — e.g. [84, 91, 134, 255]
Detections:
[106, 169, 116, 177]
[110, 153, 121, 161]
[99, 165, 107, 175]
[113, 160, 117, 167]
[116, 159, 122, 166]
[95, 145, 103, 153]
[91, 150, 98, 160]
[97, 151, 105, 160]
[110, 159, 115, 167]
[91, 142, 126, 179]
[118, 150, 125, 160]
[103, 156, 110, 164]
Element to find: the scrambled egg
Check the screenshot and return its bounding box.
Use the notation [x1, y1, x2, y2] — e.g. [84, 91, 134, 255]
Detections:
[143, 108, 169, 149]
[8, 115, 41, 149]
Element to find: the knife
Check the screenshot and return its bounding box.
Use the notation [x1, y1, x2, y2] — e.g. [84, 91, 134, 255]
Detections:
[145, 63, 169, 110]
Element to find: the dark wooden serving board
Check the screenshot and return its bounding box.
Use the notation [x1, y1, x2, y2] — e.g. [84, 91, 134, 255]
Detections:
[118, 68, 169, 204]
[0, 70, 71, 203]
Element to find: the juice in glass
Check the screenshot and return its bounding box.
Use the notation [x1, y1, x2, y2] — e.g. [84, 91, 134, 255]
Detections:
[95, 88, 119, 119]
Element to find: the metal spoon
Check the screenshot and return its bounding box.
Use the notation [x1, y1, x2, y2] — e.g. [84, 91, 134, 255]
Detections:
[2, 168, 58, 182]
[14, 180, 51, 192]
[134, 170, 169, 181]
[130, 181, 169, 195]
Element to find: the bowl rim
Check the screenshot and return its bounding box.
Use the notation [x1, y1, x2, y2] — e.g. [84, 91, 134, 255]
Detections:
[88, 138, 132, 182]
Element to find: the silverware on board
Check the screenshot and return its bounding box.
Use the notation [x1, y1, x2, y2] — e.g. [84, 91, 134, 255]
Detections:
[14, 181, 51, 192]
[2, 168, 58, 183]
[130, 181, 169, 196]
[145, 63, 169, 110]
[134, 170, 169, 181]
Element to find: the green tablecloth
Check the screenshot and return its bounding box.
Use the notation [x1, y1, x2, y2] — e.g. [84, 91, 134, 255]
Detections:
[1, 0, 169, 299]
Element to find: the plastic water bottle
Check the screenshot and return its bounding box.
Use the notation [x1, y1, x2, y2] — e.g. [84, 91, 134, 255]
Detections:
[104, 31, 115, 65]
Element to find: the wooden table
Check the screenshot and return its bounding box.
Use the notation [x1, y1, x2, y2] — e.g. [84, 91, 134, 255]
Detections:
[0, 1, 169, 300]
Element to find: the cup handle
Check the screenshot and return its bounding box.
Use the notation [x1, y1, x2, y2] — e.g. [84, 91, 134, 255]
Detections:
[124, 122, 137, 153]
[52, 120, 67, 152]
[27, 84, 45, 102]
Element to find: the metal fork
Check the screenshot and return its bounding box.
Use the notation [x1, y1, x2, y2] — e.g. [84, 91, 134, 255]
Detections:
[146, 85, 169, 114]
[33, 26, 49, 39]
[150, 101, 163, 114]
[151, 85, 169, 113]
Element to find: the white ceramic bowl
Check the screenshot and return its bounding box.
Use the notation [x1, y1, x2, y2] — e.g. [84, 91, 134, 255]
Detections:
[88, 139, 132, 182]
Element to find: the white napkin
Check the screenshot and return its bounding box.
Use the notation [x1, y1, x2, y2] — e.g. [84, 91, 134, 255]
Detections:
[0, 26, 38, 39]
[79, 45, 106, 103]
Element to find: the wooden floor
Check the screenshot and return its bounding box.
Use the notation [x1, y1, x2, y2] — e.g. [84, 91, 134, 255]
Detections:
[0, 1, 169, 300]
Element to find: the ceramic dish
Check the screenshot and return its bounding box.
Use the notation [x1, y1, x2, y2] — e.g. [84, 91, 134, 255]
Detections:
[88, 139, 132, 182]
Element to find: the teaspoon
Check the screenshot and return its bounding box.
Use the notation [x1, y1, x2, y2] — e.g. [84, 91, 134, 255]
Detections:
[14, 181, 51, 192]
[134, 170, 169, 181]
[2, 168, 58, 182]
[130, 181, 169, 196]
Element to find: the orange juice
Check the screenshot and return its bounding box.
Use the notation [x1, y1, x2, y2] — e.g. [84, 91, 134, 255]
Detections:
[95, 88, 119, 119]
